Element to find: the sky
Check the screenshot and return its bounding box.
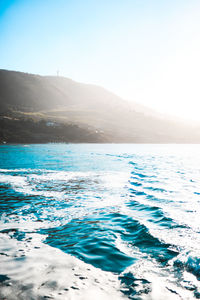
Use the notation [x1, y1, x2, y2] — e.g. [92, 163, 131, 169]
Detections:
[0, 0, 200, 121]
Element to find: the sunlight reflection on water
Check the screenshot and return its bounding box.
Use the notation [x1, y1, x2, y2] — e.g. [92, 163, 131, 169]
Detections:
[1, 144, 200, 299]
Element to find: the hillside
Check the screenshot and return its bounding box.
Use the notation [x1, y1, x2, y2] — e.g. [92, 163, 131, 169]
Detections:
[0, 69, 199, 143]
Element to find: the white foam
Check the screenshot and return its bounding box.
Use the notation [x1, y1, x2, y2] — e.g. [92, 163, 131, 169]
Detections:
[0, 233, 124, 300]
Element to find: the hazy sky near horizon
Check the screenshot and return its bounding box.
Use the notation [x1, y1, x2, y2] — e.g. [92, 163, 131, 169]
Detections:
[0, 0, 200, 121]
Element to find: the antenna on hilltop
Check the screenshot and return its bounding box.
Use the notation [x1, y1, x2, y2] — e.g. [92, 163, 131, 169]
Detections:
[57, 70, 60, 77]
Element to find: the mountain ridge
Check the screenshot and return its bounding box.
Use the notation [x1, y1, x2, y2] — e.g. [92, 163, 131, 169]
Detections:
[0, 69, 199, 143]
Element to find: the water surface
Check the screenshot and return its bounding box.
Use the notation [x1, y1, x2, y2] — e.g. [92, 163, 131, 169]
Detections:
[0, 144, 200, 299]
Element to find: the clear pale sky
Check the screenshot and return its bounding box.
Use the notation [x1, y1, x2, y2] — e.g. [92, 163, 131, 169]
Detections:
[0, 0, 200, 121]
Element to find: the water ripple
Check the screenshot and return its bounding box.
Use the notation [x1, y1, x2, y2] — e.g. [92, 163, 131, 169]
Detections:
[1, 144, 200, 299]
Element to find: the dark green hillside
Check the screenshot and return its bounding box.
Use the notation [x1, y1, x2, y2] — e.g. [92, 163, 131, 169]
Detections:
[0, 117, 106, 143]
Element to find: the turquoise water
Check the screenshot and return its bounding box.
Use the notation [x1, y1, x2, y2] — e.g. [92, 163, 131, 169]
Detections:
[1, 144, 200, 299]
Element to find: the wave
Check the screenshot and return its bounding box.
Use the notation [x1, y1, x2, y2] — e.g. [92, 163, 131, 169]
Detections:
[1, 144, 200, 299]
[174, 252, 200, 280]
[0, 233, 124, 300]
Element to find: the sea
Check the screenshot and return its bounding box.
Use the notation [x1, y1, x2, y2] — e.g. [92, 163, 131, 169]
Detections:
[0, 144, 200, 300]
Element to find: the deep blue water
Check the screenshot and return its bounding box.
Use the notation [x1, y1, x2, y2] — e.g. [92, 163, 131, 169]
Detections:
[1, 144, 200, 299]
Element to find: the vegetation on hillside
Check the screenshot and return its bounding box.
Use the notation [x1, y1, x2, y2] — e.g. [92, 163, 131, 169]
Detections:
[0, 69, 199, 143]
